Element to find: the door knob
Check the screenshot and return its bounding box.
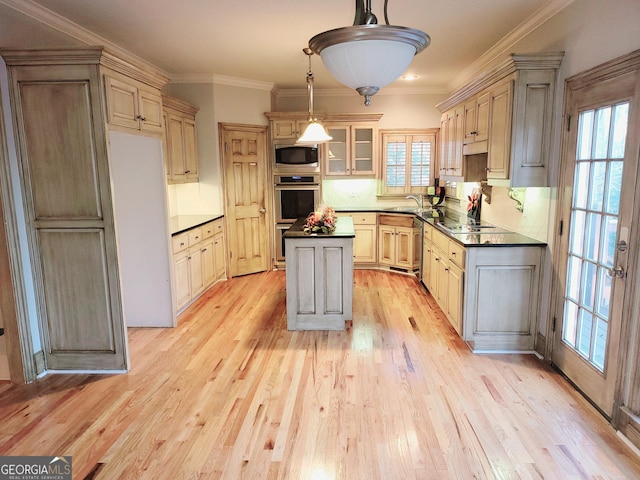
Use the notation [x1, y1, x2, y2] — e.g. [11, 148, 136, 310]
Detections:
[259, 208, 266, 214]
[607, 265, 625, 278]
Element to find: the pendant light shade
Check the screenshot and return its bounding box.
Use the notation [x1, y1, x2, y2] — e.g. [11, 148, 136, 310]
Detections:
[298, 120, 333, 144]
[297, 48, 332, 145]
[308, 1, 430, 106]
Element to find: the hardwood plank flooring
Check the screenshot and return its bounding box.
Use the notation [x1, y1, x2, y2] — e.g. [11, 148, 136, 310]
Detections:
[1, 270, 640, 479]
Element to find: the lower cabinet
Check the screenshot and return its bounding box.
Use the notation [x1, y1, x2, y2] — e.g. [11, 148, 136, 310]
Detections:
[378, 214, 420, 271]
[172, 218, 226, 312]
[424, 223, 544, 351]
[337, 213, 377, 265]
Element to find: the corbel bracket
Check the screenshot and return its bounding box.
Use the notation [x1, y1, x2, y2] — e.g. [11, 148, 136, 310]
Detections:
[508, 188, 526, 212]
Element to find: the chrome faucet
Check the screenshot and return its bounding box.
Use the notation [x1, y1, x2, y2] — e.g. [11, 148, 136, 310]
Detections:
[406, 194, 423, 210]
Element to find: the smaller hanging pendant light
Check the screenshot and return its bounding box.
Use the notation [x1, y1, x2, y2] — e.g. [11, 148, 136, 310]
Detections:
[297, 48, 332, 145]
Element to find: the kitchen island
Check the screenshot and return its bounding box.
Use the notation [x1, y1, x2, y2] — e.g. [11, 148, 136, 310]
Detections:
[283, 216, 355, 330]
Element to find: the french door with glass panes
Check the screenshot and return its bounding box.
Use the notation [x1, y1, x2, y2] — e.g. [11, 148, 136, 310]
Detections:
[552, 72, 638, 418]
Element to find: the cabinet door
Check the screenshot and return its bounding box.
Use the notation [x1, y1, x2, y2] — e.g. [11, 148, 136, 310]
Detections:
[439, 114, 448, 177]
[183, 118, 199, 180]
[138, 89, 163, 133]
[447, 263, 463, 334]
[189, 247, 205, 298]
[354, 224, 377, 264]
[475, 91, 490, 142]
[167, 114, 186, 179]
[395, 227, 413, 269]
[201, 238, 215, 287]
[487, 81, 513, 179]
[213, 232, 226, 279]
[463, 97, 477, 143]
[325, 126, 350, 175]
[436, 251, 449, 309]
[378, 225, 396, 266]
[352, 126, 376, 175]
[272, 119, 298, 139]
[429, 247, 441, 298]
[105, 76, 139, 130]
[422, 238, 432, 290]
[174, 250, 191, 310]
[452, 106, 464, 176]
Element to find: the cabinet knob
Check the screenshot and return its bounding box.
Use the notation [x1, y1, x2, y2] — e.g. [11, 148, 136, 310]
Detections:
[471, 131, 477, 135]
[185, 170, 191, 174]
[485, 167, 491, 172]
[136, 115, 147, 121]
[451, 252, 456, 256]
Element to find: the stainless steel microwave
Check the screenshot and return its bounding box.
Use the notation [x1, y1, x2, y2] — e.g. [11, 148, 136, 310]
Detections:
[274, 144, 319, 170]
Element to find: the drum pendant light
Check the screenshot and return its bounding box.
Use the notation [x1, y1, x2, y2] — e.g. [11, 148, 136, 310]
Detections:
[297, 48, 332, 145]
[308, 0, 430, 106]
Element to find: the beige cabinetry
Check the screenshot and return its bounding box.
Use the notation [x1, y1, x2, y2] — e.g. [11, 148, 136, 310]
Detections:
[324, 122, 379, 176]
[438, 107, 463, 178]
[463, 246, 542, 351]
[163, 95, 200, 184]
[463, 91, 490, 146]
[105, 74, 164, 134]
[172, 219, 225, 312]
[378, 214, 420, 272]
[337, 212, 377, 265]
[270, 118, 309, 140]
[436, 53, 563, 187]
[429, 227, 464, 334]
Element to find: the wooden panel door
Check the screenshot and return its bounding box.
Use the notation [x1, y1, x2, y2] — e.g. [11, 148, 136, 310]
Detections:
[220, 124, 268, 277]
[8, 62, 128, 370]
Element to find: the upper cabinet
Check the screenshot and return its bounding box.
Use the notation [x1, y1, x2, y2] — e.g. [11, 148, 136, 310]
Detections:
[105, 75, 164, 134]
[162, 95, 200, 184]
[324, 122, 379, 176]
[271, 118, 309, 140]
[436, 53, 564, 187]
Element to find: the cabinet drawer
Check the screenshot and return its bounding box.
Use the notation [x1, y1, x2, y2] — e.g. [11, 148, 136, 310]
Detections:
[448, 241, 465, 269]
[211, 219, 224, 235]
[423, 224, 433, 241]
[188, 227, 203, 246]
[351, 212, 377, 225]
[172, 232, 189, 253]
[432, 229, 450, 252]
[202, 221, 215, 239]
[379, 214, 414, 228]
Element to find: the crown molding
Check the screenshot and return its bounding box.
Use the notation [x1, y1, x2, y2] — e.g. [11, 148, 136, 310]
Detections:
[276, 85, 448, 98]
[449, 0, 575, 92]
[169, 74, 275, 91]
[0, 0, 170, 79]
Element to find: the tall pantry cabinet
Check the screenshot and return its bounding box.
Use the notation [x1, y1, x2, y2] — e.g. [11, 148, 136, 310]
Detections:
[0, 47, 175, 373]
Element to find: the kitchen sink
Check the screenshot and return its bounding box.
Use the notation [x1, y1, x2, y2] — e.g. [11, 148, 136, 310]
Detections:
[436, 222, 507, 234]
[383, 206, 430, 213]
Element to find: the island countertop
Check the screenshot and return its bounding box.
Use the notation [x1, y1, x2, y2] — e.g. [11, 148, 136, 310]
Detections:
[283, 216, 355, 238]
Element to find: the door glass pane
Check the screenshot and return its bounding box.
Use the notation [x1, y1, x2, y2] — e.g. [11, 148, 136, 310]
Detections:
[588, 161, 606, 211]
[605, 161, 623, 214]
[562, 102, 628, 372]
[610, 103, 629, 158]
[593, 107, 611, 159]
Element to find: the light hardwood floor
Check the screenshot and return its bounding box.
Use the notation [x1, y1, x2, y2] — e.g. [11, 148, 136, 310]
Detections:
[1, 270, 640, 479]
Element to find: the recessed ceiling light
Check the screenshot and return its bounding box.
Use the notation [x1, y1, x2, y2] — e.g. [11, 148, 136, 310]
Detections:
[401, 74, 419, 81]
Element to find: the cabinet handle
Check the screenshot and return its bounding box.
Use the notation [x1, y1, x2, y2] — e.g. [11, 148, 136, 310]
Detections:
[485, 167, 491, 172]
[471, 131, 477, 135]
[180, 242, 185, 247]
[136, 115, 147, 121]
[202, 248, 207, 252]
[451, 252, 456, 256]
[445, 268, 449, 272]
[185, 170, 191, 174]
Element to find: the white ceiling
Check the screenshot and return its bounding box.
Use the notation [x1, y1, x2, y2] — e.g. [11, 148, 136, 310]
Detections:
[0, 0, 571, 93]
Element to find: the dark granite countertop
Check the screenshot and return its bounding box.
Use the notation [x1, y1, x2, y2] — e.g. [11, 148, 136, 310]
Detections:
[169, 214, 224, 236]
[334, 207, 546, 247]
[283, 216, 355, 238]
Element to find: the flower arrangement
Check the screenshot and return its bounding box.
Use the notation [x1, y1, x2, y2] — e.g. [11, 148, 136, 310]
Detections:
[303, 205, 337, 234]
[467, 191, 481, 222]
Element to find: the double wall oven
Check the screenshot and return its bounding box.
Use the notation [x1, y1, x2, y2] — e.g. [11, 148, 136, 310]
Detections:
[273, 172, 320, 262]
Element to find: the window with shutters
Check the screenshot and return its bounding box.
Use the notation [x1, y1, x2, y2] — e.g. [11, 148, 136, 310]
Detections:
[380, 130, 437, 197]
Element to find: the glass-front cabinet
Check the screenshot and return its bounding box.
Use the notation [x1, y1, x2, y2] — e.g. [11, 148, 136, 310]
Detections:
[324, 123, 378, 176]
